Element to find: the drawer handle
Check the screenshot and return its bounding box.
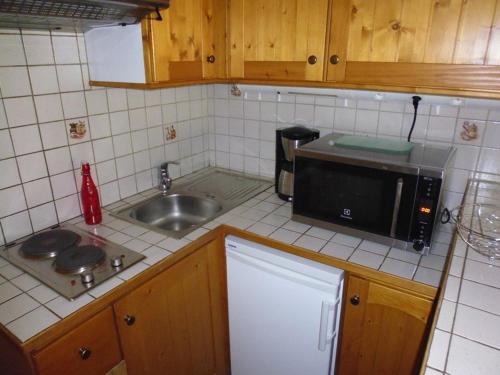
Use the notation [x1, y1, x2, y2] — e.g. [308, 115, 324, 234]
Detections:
[307, 55, 318, 65]
[124, 314, 136, 326]
[79, 347, 92, 360]
[207, 55, 216, 63]
[330, 54, 341, 65]
[350, 295, 360, 306]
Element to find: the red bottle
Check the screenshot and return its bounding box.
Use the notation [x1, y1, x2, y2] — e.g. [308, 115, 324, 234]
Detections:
[81, 162, 102, 225]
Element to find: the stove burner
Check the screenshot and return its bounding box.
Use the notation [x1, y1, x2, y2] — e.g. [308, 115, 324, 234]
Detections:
[55, 245, 106, 274]
[19, 230, 81, 259]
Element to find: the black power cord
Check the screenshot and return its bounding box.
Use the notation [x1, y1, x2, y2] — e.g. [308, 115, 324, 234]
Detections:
[407, 96, 422, 143]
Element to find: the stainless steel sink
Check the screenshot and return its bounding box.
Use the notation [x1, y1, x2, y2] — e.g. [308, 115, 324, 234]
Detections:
[112, 168, 273, 238]
[128, 193, 222, 232]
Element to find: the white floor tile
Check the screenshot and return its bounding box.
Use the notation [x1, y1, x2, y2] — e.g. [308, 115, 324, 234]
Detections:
[427, 329, 450, 371]
[447, 335, 500, 375]
[436, 299, 456, 332]
[459, 280, 500, 316]
[464, 259, 500, 288]
[454, 304, 500, 349]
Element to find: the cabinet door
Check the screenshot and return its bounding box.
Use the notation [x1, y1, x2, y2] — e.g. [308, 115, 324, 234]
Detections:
[33, 307, 122, 375]
[114, 239, 228, 375]
[229, 0, 329, 81]
[143, 0, 227, 82]
[338, 275, 433, 375]
[326, 0, 500, 91]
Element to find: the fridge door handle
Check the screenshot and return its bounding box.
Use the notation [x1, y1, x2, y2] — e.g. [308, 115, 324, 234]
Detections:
[318, 300, 338, 351]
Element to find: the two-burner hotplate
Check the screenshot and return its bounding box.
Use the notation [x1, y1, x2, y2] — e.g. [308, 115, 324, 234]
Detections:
[0, 224, 145, 300]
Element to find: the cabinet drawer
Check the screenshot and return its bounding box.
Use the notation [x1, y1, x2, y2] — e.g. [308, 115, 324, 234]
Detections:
[33, 307, 122, 375]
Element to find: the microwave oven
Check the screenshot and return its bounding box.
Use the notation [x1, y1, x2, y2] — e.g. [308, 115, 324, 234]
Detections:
[292, 133, 456, 255]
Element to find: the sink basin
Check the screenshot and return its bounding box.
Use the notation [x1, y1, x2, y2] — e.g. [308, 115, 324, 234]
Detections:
[112, 168, 273, 238]
[127, 193, 222, 235]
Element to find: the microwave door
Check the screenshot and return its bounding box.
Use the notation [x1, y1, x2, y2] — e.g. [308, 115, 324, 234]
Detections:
[293, 157, 417, 240]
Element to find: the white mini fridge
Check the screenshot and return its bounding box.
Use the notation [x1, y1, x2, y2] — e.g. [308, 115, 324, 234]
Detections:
[225, 236, 344, 375]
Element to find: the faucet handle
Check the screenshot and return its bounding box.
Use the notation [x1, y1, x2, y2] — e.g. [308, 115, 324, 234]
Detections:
[160, 161, 179, 170]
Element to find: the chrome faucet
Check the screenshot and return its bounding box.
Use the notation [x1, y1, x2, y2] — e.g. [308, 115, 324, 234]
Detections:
[159, 162, 178, 194]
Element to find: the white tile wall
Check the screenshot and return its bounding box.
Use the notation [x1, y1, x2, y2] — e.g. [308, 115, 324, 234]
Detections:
[0, 29, 210, 244]
[207, 84, 500, 217]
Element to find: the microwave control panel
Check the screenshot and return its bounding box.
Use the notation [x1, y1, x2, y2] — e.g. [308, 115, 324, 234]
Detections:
[410, 176, 442, 251]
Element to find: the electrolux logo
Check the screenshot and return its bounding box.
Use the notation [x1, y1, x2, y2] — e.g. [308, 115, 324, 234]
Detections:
[340, 208, 353, 220]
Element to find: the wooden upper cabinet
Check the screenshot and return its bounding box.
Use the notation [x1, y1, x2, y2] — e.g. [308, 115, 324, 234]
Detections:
[338, 275, 433, 375]
[327, 0, 500, 91]
[113, 239, 229, 375]
[229, 0, 330, 81]
[142, 0, 227, 82]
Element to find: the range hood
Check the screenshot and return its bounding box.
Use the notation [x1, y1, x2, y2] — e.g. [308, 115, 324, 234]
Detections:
[0, 0, 169, 32]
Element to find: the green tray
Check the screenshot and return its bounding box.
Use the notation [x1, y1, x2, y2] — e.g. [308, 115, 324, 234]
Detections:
[335, 135, 414, 154]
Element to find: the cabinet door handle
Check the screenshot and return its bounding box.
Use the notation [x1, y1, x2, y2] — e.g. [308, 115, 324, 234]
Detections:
[79, 347, 92, 360]
[124, 314, 136, 326]
[350, 295, 360, 306]
[307, 55, 318, 65]
[207, 55, 216, 63]
[330, 55, 341, 65]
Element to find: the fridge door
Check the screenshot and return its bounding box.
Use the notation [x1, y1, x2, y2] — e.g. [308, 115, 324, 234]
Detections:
[226, 237, 343, 375]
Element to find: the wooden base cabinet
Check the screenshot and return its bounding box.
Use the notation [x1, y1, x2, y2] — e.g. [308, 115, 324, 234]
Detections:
[337, 275, 433, 375]
[32, 308, 122, 375]
[113, 238, 229, 375]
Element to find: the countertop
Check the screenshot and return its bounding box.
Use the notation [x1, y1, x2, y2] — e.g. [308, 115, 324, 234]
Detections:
[0, 171, 450, 344]
[424, 179, 500, 375]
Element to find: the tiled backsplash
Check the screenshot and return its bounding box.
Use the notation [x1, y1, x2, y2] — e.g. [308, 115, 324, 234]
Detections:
[2, 30, 500, 245]
[207, 84, 500, 218]
[0, 30, 210, 244]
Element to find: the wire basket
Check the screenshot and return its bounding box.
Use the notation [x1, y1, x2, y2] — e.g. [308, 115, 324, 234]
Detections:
[451, 203, 500, 260]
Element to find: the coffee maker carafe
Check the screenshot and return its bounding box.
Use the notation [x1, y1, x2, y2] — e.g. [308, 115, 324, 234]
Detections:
[275, 126, 319, 201]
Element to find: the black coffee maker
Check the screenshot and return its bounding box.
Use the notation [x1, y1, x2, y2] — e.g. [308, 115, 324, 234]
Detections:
[275, 126, 319, 201]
